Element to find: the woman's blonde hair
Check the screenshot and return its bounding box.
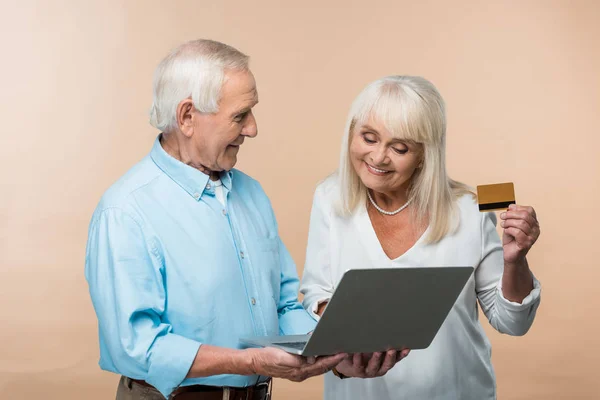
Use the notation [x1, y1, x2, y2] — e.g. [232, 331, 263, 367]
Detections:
[336, 75, 473, 243]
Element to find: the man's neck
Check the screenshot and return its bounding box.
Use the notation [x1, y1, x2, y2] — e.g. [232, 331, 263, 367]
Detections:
[160, 132, 219, 181]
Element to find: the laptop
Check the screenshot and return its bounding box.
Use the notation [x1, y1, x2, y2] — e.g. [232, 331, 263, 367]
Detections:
[240, 266, 474, 357]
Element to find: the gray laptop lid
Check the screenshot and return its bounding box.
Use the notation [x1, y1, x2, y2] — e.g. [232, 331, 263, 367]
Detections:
[300, 266, 474, 357]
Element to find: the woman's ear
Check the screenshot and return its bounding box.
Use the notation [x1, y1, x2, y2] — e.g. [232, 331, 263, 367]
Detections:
[176, 98, 195, 138]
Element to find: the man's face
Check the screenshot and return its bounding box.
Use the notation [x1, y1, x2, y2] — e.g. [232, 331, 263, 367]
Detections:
[190, 69, 259, 172]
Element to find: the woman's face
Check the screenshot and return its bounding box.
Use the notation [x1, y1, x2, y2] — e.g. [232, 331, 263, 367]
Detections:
[349, 118, 422, 196]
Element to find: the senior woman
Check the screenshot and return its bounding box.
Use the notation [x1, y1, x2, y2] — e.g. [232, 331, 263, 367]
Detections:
[300, 76, 541, 400]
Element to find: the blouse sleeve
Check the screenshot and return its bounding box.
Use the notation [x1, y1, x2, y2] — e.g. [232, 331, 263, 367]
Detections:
[300, 184, 336, 319]
[475, 211, 542, 336]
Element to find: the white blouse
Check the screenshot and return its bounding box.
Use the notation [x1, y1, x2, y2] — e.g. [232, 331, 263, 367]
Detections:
[300, 175, 541, 400]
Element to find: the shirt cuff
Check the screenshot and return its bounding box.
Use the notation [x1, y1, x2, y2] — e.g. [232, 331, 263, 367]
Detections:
[496, 274, 542, 311]
[279, 308, 318, 335]
[308, 297, 331, 320]
[146, 333, 202, 398]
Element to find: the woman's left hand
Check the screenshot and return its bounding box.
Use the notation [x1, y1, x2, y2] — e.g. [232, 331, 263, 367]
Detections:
[500, 204, 541, 264]
[334, 349, 410, 379]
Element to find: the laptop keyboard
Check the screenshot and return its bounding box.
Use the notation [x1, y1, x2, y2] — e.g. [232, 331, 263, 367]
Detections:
[279, 341, 307, 350]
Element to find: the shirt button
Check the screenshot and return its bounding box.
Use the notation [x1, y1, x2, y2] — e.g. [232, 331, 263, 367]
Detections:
[193, 193, 200, 200]
[251, 298, 256, 305]
[240, 251, 245, 259]
[206, 184, 211, 190]
[222, 209, 227, 216]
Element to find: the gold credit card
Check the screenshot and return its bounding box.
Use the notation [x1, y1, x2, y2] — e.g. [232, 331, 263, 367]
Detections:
[476, 182, 515, 211]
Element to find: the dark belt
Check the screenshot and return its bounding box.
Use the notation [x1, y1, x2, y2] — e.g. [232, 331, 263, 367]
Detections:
[131, 378, 271, 400]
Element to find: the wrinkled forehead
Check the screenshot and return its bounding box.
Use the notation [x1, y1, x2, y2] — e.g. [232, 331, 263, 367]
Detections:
[221, 69, 259, 106]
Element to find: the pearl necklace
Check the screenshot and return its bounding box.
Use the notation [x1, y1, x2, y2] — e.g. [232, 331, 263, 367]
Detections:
[367, 190, 412, 216]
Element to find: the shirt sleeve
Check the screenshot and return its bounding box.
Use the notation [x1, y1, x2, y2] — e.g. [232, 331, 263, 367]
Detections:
[85, 208, 201, 398]
[299, 185, 335, 320]
[475, 211, 542, 336]
[276, 236, 318, 335]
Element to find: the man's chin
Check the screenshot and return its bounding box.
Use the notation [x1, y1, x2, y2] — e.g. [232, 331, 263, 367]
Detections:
[221, 157, 237, 171]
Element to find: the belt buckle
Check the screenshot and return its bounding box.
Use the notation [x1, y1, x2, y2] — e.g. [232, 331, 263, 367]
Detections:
[263, 380, 272, 400]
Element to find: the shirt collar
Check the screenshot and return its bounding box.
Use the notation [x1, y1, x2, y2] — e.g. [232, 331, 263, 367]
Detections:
[150, 134, 234, 200]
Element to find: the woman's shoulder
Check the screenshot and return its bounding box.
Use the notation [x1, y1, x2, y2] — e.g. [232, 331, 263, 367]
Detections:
[314, 171, 340, 200]
[455, 192, 483, 223]
[455, 192, 498, 230]
[309, 172, 344, 220]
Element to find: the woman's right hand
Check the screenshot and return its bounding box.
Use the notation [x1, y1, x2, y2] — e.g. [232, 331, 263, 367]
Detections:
[334, 349, 410, 379]
[248, 347, 347, 382]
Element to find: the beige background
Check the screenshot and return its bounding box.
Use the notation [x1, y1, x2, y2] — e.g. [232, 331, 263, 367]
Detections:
[1, 0, 599, 399]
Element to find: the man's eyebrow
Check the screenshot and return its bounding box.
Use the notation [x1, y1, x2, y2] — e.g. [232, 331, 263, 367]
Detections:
[232, 100, 259, 116]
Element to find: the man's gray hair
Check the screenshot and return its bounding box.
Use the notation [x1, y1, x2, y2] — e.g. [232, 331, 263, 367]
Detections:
[149, 39, 250, 132]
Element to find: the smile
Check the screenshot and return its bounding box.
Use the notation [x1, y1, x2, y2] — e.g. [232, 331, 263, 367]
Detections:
[365, 162, 391, 176]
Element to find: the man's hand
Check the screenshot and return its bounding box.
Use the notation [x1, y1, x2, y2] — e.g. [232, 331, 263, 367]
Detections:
[248, 347, 347, 382]
[334, 349, 410, 378]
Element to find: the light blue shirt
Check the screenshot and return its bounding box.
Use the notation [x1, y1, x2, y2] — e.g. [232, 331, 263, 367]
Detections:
[85, 136, 316, 398]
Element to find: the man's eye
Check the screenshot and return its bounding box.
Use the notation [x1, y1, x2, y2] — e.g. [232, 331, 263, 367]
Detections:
[234, 113, 247, 123]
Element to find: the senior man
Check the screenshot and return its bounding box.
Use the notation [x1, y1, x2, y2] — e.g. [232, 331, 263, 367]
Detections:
[85, 39, 346, 400]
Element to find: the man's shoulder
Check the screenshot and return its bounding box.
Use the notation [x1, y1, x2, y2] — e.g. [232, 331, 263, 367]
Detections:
[230, 169, 267, 195]
[231, 168, 258, 186]
[95, 155, 162, 215]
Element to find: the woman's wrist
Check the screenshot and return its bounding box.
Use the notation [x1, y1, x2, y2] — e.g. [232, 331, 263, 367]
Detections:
[332, 366, 349, 379]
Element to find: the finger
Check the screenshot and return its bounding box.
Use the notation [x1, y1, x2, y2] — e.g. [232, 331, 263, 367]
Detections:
[500, 210, 536, 229]
[365, 352, 384, 377]
[360, 353, 373, 364]
[307, 356, 316, 365]
[501, 218, 532, 235]
[314, 354, 348, 370]
[269, 348, 305, 368]
[378, 350, 398, 375]
[352, 353, 364, 370]
[514, 204, 537, 219]
[302, 353, 347, 378]
[508, 204, 538, 221]
[504, 226, 527, 241]
[502, 211, 541, 241]
[400, 349, 410, 359]
[504, 227, 535, 249]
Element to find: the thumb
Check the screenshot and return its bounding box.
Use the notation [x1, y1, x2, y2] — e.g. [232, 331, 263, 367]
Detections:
[502, 229, 514, 245]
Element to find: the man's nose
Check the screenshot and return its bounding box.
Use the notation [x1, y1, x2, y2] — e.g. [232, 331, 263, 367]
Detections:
[242, 111, 258, 138]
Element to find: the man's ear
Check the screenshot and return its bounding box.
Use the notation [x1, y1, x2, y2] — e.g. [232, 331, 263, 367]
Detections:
[176, 98, 195, 138]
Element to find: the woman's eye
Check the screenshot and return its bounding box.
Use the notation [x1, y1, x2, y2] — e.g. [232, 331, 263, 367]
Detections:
[363, 135, 376, 144]
[392, 148, 408, 155]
